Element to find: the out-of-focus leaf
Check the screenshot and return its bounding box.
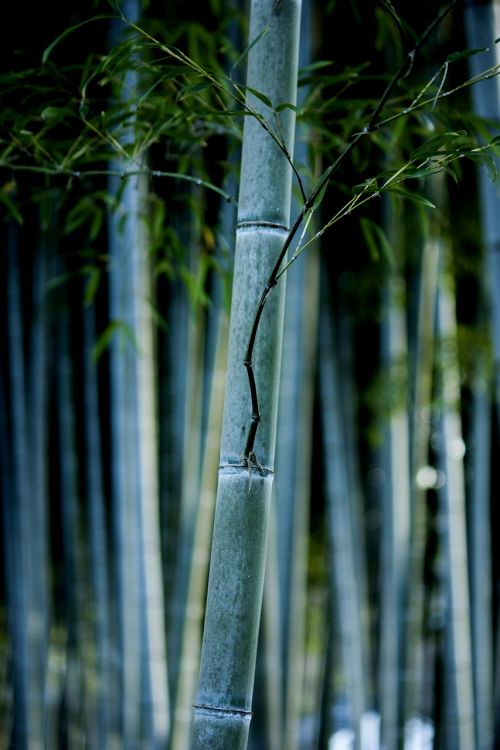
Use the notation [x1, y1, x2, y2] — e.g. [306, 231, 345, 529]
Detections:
[411, 131, 466, 160]
[84, 268, 101, 306]
[0, 191, 23, 224]
[92, 319, 137, 361]
[179, 80, 213, 100]
[446, 47, 488, 64]
[466, 150, 497, 182]
[41, 106, 73, 121]
[386, 186, 436, 209]
[360, 216, 394, 265]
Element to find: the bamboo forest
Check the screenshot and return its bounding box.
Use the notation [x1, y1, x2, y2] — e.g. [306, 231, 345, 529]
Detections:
[1, 0, 500, 748]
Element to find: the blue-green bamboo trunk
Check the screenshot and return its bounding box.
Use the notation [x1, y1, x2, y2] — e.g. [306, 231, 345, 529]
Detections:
[193, 1, 302, 747]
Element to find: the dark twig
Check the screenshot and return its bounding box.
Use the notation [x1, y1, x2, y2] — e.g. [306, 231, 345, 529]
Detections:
[242, 0, 458, 460]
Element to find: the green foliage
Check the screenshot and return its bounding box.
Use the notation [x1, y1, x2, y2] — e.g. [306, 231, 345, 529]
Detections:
[92, 318, 137, 361]
[0, 1, 498, 300]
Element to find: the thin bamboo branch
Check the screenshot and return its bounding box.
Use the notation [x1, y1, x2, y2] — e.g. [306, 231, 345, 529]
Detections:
[242, 1, 459, 460]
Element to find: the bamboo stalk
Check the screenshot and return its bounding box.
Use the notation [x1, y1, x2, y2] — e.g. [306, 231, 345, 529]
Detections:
[379, 271, 411, 750]
[275, 2, 319, 744]
[463, 9, 498, 745]
[193, 1, 302, 746]
[28, 228, 51, 748]
[169, 283, 205, 707]
[378, 201, 411, 750]
[249, 502, 283, 750]
[108, 3, 170, 743]
[403, 232, 439, 732]
[6, 224, 42, 749]
[435, 242, 475, 750]
[319, 291, 366, 747]
[82, 301, 111, 749]
[276, 245, 319, 750]
[57, 267, 88, 747]
[464, 0, 500, 426]
[169, 310, 229, 750]
[468, 359, 494, 750]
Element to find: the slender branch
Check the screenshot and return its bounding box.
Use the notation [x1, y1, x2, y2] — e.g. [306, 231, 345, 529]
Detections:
[0, 162, 237, 202]
[367, 0, 457, 130]
[242, 0, 459, 459]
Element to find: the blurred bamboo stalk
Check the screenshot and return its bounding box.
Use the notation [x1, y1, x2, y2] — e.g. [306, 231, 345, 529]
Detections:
[435, 239, 475, 750]
[403, 230, 439, 734]
[275, 1, 319, 744]
[108, 3, 169, 744]
[464, 5, 498, 745]
[379, 255, 411, 748]
[82, 301, 111, 749]
[169, 309, 229, 750]
[319, 288, 367, 748]
[5, 224, 46, 749]
[57, 270, 86, 747]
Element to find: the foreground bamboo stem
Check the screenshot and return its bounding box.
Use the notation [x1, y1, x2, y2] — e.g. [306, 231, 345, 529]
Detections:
[193, 1, 302, 747]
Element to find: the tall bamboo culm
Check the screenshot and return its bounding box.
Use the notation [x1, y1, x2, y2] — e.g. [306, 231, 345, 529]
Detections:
[193, 1, 302, 747]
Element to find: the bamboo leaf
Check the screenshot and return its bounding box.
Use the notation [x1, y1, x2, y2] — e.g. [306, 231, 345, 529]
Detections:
[0, 191, 23, 224]
[179, 81, 213, 100]
[299, 59, 334, 74]
[446, 47, 488, 64]
[42, 15, 115, 64]
[230, 24, 270, 78]
[466, 150, 497, 182]
[245, 86, 273, 109]
[360, 216, 394, 264]
[411, 131, 466, 160]
[84, 268, 101, 306]
[41, 106, 73, 121]
[275, 102, 299, 113]
[385, 186, 436, 209]
[91, 320, 136, 361]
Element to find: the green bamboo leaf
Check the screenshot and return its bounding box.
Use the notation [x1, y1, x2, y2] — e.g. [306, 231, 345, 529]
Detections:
[466, 151, 497, 182]
[41, 106, 73, 121]
[230, 24, 270, 78]
[275, 101, 299, 113]
[245, 86, 273, 108]
[299, 59, 335, 73]
[179, 81, 213, 100]
[360, 216, 394, 264]
[310, 164, 335, 208]
[92, 320, 136, 361]
[84, 269, 101, 306]
[312, 179, 329, 211]
[446, 47, 488, 63]
[386, 186, 436, 209]
[42, 15, 115, 64]
[0, 190, 23, 224]
[412, 131, 466, 160]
